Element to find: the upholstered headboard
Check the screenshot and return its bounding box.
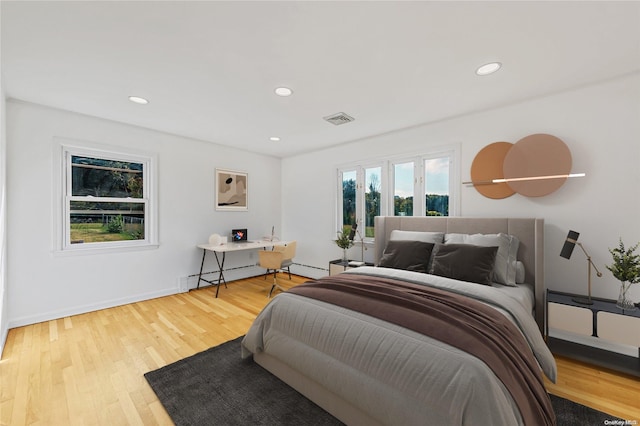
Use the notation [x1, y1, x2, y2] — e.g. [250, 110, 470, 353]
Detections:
[374, 216, 545, 332]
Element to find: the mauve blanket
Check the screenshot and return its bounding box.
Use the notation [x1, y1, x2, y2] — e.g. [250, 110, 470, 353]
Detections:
[288, 274, 555, 426]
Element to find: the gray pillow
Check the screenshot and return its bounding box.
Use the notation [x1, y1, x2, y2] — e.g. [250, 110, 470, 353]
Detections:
[430, 243, 499, 285]
[444, 233, 520, 286]
[378, 240, 435, 273]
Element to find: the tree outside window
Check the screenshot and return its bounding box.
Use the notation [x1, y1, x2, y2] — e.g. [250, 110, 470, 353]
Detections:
[338, 148, 457, 240]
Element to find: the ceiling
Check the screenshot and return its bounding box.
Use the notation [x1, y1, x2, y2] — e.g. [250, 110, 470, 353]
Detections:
[2, 1, 639, 158]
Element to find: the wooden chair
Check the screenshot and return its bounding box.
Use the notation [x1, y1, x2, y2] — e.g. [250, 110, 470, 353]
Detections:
[258, 241, 297, 297]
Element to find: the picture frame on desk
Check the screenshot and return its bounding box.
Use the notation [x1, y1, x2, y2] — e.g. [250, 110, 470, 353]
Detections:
[215, 168, 248, 211]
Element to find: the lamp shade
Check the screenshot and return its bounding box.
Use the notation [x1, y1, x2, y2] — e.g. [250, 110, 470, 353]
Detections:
[560, 230, 580, 259]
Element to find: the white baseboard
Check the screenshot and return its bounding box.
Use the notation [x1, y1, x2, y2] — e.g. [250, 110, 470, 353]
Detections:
[185, 265, 266, 290]
[289, 263, 328, 280]
[0, 326, 8, 358]
[8, 287, 179, 329]
[7, 264, 326, 329]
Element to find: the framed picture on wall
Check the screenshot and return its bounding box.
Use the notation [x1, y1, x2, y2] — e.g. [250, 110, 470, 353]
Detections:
[215, 169, 248, 211]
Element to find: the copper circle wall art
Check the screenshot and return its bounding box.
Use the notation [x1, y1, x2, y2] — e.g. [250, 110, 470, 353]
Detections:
[468, 134, 579, 198]
[503, 134, 572, 197]
[470, 141, 516, 199]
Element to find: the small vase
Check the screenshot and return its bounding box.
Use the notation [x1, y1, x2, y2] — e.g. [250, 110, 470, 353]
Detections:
[342, 248, 348, 263]
[616, 282, 637, 311]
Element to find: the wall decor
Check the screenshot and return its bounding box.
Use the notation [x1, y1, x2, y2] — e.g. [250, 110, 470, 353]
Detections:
[469, 141, 515, 199]
[216, 169, 248, 211]
[503, 134, 573, 197]
[465, 134, 584, 198]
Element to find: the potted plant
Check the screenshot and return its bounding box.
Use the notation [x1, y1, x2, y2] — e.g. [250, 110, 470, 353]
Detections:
[335, 228, 354, 263]
[606, 238, 640, 311]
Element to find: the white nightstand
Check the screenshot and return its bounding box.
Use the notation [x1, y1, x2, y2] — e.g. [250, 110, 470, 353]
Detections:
[328, 259, 373, 276]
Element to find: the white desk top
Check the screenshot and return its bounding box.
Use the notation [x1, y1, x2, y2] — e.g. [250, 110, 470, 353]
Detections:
[197, 239, 287, 253]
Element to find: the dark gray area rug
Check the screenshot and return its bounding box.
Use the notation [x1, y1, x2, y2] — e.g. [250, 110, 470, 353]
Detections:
[145, 337, 623, 426]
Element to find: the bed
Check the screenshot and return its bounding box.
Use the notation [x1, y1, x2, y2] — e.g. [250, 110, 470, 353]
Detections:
[242, 217, 556, 425]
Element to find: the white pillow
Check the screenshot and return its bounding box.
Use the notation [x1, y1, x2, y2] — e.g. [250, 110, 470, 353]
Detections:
[444, 233, 520, 286]
[390, 230, 444, 244]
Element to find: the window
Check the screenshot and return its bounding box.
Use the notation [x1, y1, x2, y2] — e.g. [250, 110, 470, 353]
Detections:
[424, 155, 450, 216]
[338, 146, 458, 239]
[341, 169, 357, 231]
[58, 144, 157, 252]
[364, 166, 382, 237]
[393, 161, 414, 216]
[338, 163, 385, 240]
[392, 152, 455, 217]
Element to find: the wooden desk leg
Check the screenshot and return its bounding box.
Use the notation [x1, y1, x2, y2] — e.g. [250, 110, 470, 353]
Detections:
[196, 249, 207, 289]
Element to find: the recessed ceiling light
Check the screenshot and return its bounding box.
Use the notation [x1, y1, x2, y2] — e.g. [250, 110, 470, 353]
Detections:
[128, 96, 149, 104]
[269, 136, 281, 142]
[274, 87, 293, 97]
[476, 62, 502, 76]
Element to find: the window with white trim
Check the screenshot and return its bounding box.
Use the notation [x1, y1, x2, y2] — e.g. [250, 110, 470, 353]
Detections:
[391, 151, 455, 217]
[338, 163, 385, 239]
[338, 147, 458, 239]
[60, 145, 157, 252]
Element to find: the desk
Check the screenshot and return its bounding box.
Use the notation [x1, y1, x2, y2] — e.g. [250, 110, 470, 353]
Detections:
[196, 240, 288, 297]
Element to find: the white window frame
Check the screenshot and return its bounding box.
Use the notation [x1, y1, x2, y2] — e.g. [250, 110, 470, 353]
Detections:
[337, 162, 386, 242]
[390, 158, 419, 216]
[54, 140, 158, 255]
[337, 167, 358, 232]
[337, 144, 459, 240]
[388, 147, 459, 217]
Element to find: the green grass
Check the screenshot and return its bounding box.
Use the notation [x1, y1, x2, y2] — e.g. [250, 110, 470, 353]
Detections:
[70, 223, 143, 243]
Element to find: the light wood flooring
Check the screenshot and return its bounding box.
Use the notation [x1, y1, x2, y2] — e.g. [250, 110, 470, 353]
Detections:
[2, 274, 639, 425]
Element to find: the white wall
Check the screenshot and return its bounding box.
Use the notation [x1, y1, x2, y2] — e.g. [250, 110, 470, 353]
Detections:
[5, 73, 639, 329]
[6, 101, 282, 327]
[283, 73, 640, 302]
[0, 70, 8, 353]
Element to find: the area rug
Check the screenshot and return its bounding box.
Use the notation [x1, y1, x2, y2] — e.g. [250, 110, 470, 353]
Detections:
[145, 336, 623, 426]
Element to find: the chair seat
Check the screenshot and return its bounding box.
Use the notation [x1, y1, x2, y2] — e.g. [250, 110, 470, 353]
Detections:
[281, 259, 293, 268]
[257, 241, 297, 297]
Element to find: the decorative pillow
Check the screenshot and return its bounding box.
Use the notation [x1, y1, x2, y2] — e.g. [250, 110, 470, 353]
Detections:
[444, 233, 520, 286]
[378, 240, 435, 273]
[430, 243, 498, 285]
[516, 261, 526, 284]
[390, 230, 444, 244]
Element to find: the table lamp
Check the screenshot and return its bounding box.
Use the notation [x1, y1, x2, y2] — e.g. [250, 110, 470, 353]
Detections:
[348, 222, 366, 263]
[560, 230, 603, 305]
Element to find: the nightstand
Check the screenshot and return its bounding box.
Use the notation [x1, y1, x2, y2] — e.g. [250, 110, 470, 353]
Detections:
[328, 259, 374, 276]
[546, 289, 640, 377]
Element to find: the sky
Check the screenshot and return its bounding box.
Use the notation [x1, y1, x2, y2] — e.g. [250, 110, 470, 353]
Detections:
[394, 158, 449, 197]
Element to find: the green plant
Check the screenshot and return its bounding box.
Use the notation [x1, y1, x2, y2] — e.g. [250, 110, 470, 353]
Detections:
[334, 228, 354, 250]
[606, 238, 640, 284]
[107, 215, 124, 233]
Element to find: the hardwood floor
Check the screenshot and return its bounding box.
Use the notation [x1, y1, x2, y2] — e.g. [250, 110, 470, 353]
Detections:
[1, 274, 639, 425]
[545, 356, 640, 421]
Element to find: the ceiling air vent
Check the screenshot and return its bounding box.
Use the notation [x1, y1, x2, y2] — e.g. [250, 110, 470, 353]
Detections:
[323, 112, 355, 126]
